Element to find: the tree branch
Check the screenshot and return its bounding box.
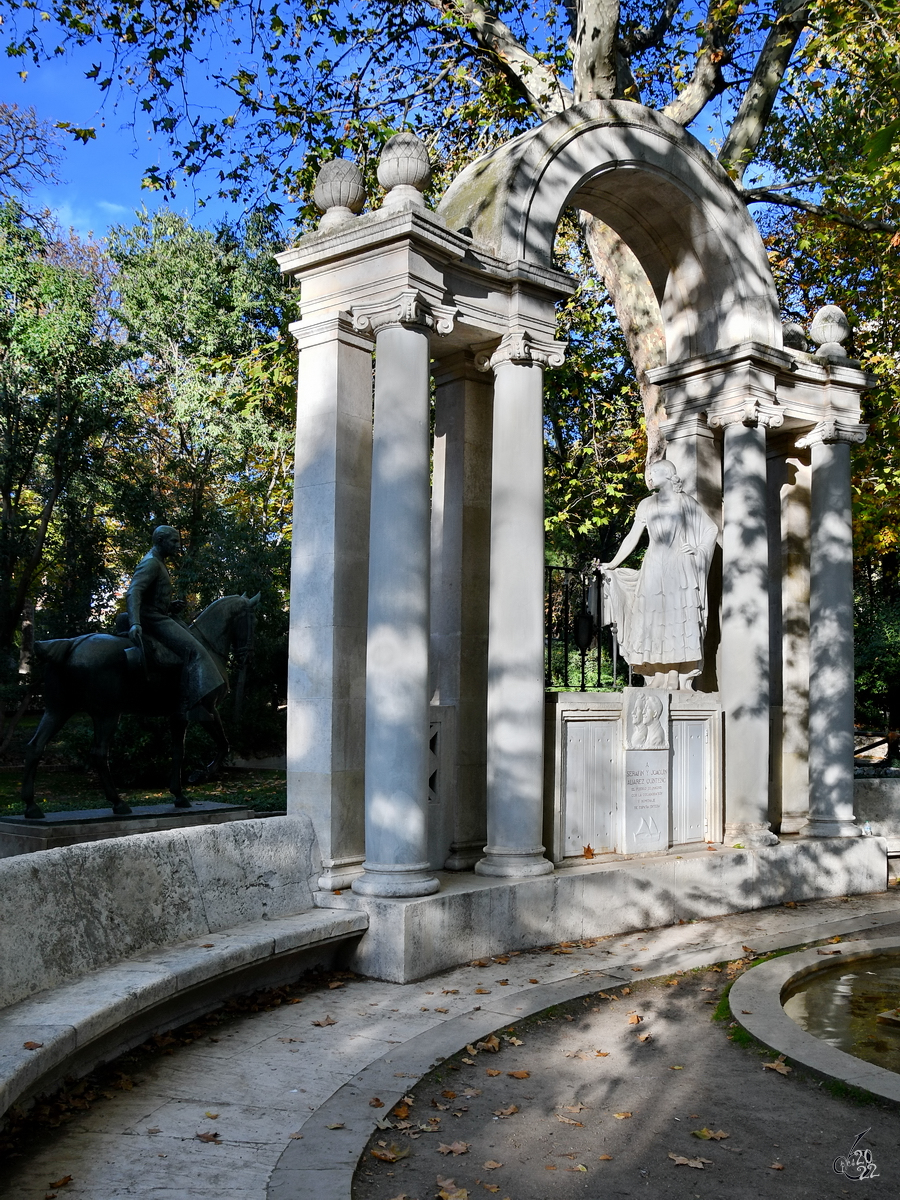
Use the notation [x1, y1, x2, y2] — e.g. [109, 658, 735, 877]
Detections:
[660, 0, 733, 127]
[429, 0, 573, 117]
[571, 0, 621, 103]
[744, 188, 899, 235]
[718, 0, 809, 179]
[620, 0, 683, 54]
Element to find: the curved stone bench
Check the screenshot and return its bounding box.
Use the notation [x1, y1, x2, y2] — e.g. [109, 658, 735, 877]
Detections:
[0, 817, 368, 1125]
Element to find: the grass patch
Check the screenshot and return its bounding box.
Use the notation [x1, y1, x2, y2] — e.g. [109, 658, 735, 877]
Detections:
[0, 766, 287, 816]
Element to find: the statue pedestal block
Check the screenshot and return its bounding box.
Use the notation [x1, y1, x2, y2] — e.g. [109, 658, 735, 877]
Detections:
[0, 801, 256, 858]
[623, 749, 669, 852]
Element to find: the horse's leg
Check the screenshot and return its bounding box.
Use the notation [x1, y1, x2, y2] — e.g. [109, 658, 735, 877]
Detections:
[169, 715, 191, 808]
[90, 712, 131, 815]
[188, 703, 231, 784]
[20, 709, 70, 819]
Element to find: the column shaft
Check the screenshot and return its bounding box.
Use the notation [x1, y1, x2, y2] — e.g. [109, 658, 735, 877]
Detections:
[287, 316, 372, 890]
[431, 355, 492, 870]
[781, 455, 811, 832]
[477, 358, 553, 878]
[721, 420, 778, 846]
[802, 439, 859, 836]
[354, 322, 440, 897]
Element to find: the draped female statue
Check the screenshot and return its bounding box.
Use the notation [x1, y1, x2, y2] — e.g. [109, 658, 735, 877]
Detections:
[600, 460, 717, 690]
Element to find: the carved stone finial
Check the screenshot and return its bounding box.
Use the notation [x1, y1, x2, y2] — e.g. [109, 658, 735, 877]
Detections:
[313, 159, 366, 231]
[377, 132, 431, 209]
[782, 322, 808, 352]
[810, 304, 851, 360]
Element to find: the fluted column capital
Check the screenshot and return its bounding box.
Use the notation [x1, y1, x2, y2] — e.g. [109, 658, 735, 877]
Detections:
[350, 288, 456, 337]
[706, 400, 784, 430]
[795, 417, 868, 449]
[476, 328, 566, 372]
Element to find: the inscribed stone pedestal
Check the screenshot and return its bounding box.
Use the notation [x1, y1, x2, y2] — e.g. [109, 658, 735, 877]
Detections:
[623, 750, 669, 853]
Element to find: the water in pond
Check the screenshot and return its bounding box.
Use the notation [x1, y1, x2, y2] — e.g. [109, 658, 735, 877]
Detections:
[783, 953, 900, 1074]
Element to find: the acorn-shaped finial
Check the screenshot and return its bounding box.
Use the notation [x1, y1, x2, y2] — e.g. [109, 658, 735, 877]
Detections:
[377, 133, 431, 209]
[313, 159, 365, 231]
[810, 304, 851, 360]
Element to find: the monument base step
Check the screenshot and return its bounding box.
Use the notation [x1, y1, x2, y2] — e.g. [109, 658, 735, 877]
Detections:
[0, 801, 255, 857]
[315, 837, 890, 983]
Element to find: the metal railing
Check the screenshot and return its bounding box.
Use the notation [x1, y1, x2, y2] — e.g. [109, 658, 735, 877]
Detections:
[545, 565, 623, 692]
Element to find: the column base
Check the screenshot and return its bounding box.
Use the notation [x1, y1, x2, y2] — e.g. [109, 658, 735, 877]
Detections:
[352, 863, 441, 898]
[444, 841, 485, 871]
[475, 849, 553, 878]
[798, 817, 861, 838]
[317, 861, 365, 891]
[724, 822, 779, 849]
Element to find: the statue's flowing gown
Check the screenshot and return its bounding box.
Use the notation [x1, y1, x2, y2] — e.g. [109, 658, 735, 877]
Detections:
[604, 492, 717, 669]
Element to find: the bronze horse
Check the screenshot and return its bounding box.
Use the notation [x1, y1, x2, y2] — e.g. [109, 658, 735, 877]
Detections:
[20, 593, 259, 819]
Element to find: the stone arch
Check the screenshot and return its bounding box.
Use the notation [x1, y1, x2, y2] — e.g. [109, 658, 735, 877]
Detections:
[437, 100, 781, 364]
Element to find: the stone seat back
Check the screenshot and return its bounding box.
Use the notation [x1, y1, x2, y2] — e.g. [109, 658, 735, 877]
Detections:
[0, 816, 321, 1010]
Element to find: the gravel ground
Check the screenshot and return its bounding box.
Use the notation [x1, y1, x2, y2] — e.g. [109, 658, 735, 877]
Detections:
[353, 965, 900, 1200]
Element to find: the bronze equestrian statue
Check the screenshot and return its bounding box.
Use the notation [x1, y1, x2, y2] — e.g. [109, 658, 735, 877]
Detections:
[20, 526, 259, 819]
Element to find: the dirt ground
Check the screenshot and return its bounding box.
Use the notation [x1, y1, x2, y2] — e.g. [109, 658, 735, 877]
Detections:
[353, 966, 900, 1200]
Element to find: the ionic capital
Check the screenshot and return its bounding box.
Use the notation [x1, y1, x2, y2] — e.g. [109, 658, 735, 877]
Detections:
[475, 329, 566, 372]
[795, 417, 868, 449]
[706, 400, 784, 431]
[350, 289, 456, 336]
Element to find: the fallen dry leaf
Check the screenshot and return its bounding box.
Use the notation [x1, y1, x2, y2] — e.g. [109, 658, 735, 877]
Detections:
[438, 1189, 468, 1200]
[483, 1186, 499, 1194]
[485, 1069, 502, 1077]
[762, 1055, 792, 1076]
[371, 1142, 409, 1163]
[435, 1007, 450, 1013]
[669, 1065, 684, 1071]
[442, 1090, 458, 1099]
[474, 988, 491, 995]
[583, 844, 595, 859]
[312, 1015, 337, 1027]
[556, 1114, 584, 1126]
[637, 1033, 652, 1044]
[437, 1141, 470, 1155]
[496, 979, 509, 986]
[507, 1070, 530, 1079]
[48, 1179, 73, 1189]
[201, 943, 214, 948]
[196, 1131, 220, 1143]
[443, 989, 459, 995]
[564, 1103, 588, 1112]
[146, 1127, 161, 1134]
[507, 1037, 524, 1046]
[528, 978, 540, 984]
[627, 1014, 642, 1025]
[817, 948, 842, 956]
[493, 1105, 518, 1118]
[669, 1153, 712, 1169]
[432, 1100, 450, 1111]
[631, 967, 643, 972]
[204, 1111, 219, 1119]
[613, 1112, 632, 1120]
[328, 981, 345, 989]
[392, 1103, 410, 1119]
[369, 1097, 385, 1108]
[289, 1131, 304, 1139]
[598, 1154, 613, 1161]
[595, 1050, 610, 1057]
[692, 1128, 729, 1140]
[567, 1164, 588, 1172]
[23, 1041, 44, 1050]
[326, 1122, 345, 1130]
[462, 1088, 481, 1097]
[436, 1177, 457, 1190]
[476, 1035, 500, 1052]
[484, 1160, 503, 1169]
[460, 1057, 475, 1065]
[741, 945, 755, 954]
[771, 1162, 785, 1170]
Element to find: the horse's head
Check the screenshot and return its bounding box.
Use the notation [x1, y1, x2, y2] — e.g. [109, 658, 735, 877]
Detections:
[192, 592, 260, 664]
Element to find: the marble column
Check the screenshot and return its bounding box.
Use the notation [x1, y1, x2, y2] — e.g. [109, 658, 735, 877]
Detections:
[780, 454, 812, 833]
[352, 294, 448, 897]
[798, 419, 867, 837]
[431, 353, 493, 870]
[286, 313, 373, 891]
[710, 405, 781, 847]
[477, 333, 555, 878]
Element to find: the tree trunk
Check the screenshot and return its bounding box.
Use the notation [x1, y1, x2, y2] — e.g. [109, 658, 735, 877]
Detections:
[580, 213, 668, 471]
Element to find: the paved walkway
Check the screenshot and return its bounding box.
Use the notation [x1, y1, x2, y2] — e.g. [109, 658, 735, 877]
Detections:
[2, 889, 899, 1200]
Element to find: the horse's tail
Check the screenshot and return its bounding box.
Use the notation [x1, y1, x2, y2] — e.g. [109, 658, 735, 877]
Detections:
[34, 634, 95, 668]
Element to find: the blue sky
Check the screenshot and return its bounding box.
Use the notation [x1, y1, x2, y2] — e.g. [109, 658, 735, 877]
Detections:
[4, 44, 239, 239]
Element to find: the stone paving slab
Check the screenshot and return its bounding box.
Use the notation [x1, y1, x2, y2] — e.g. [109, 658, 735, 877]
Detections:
[2, 890, 898, 1200]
